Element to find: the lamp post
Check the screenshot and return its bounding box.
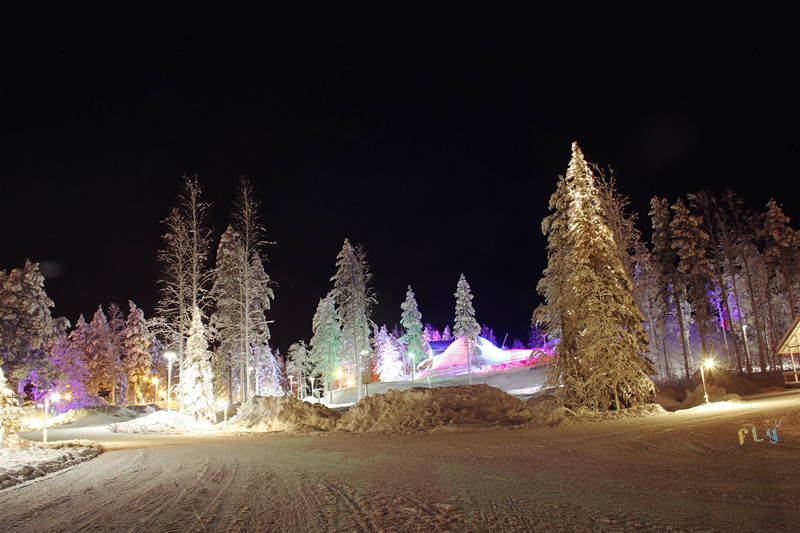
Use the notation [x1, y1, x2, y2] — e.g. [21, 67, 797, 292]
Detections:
[289, 375, 295, 399]
[152, 377, 159, 404]
[165, 351, 175, 413]
[309, 377, 316, 403]
[42, 392, 62, 443]
[408, 352, 416, 381]
[700, 359, 715, 405]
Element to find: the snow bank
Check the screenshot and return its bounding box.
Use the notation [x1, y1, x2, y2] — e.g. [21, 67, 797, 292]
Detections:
[0, 440, 103, 490]
[228, 395, 341, 433]
[109, 410, 216, 434]
[336, 384, 533, 433]
[679, 384, 741, 409]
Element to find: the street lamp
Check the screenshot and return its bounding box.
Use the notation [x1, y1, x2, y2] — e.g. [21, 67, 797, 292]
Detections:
[165, 351, 175, 413]
[152, 376, 159, 404]
[700, 359, 715, 405]
[309, 377, 316, 403]
[42, 392, 62, 443]
[288, 375, 295, 399]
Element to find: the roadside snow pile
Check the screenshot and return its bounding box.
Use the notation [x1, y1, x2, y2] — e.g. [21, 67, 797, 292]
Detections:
[679, 384, 740, 409]
[50, 406, 144, 428]
[229, 395, 341, 433]
[336, 384, 533, 433]
[562, 403, 667, 424]
[109, 410, 215, 434]
[0, 440, 103, 490]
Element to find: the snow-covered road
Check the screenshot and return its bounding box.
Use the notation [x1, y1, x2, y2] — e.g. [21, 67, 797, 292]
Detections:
[2, 391, 800, 532]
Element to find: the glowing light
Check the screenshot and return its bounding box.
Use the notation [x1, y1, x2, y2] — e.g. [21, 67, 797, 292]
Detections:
[346, 378, 355, 387]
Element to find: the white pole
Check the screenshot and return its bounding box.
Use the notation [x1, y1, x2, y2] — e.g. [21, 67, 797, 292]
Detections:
[42, 398, 49, 443]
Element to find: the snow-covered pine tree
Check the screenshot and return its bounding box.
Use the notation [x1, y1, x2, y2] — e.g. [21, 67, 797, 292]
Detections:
[441, 325, 453, 341]
[86, 306, 123, 403]
[210, 224, 245, 401]
[50, 334, 94, 409]
[763, 198, 799, 319]
[156, 174, 214, 411]
[373, 325, 404, 382]
[454, 273, 483, 379]
[286, 341, 311, 398]
[511, 338, 525, 350]
[231, 177, 274, 401]
[330, 239, 375, 400]
[252, 344, 283, 396]
[122, 301, 152, 403]
[182, 307, 215, 420]
[670, 197, 714, 362]
[650, 196, 692, 379]
[480, 325, 497, 346]
[309, 293, 342, 401]
[0, 261, 65, 401]
[1, 364, 24, 446]
[399, 286, 425, 371]
[536, 142, 654, 411]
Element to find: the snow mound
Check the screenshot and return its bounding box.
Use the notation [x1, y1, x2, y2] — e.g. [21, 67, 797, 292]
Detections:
[563, 403, 668, 424]
[0, 440, 103, 490]
[50, 406, 144, 428]
[109, 410, 215, 434]
[679, 384, 740, 409]
[228, 395, 341, 433]
[336, 384, 533, 433]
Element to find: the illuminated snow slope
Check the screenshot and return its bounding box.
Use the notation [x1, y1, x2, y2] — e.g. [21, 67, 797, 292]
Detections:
[416, 336, 552, 378]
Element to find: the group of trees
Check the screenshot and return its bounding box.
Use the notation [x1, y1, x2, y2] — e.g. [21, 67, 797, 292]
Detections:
[154, 175, 281, 419]
[536, 142, 799, 411]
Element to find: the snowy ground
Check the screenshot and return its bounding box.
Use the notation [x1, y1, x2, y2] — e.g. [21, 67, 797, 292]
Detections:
[1, 385, 799, 531]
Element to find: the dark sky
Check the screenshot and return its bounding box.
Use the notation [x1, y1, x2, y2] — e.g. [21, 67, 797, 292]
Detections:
[2, 5, 798, 354]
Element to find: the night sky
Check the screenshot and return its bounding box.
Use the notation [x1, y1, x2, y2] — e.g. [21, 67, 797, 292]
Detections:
[2, 5, 798, 355]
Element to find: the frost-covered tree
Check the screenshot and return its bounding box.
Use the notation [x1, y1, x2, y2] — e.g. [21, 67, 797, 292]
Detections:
[309, 294, 342, 401]
[86, 306, 123, 402]
[454, 274, 483, 378]
[399, 286, 425, 369]
[156, 174, 214, 411]
[330, 239, 375, 399]
[763, 198, 799, 319]
[182, 307, 215, 420]
[536, 143, 654, 411]
[511, 338, 525, 350]
[210, 224, 245, 400]
[122, 301, 152, 403]
[373, 325, 405, 382]
[49, 334, 94, 409]
[1, 364, 23, 446]
[441, 325, 453, 341]
[671, 198, 714, 360]
[0, 261, 65, 400]
[252, 344, 283, 396]
[286, 340, 312, 398]
[480, 325, 497, 346]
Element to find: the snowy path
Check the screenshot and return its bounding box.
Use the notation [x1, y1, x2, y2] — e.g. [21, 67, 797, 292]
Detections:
[2, 392, 800, 532]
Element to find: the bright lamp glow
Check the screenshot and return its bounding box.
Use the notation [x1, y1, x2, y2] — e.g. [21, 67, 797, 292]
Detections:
[703, 359, 715, 369]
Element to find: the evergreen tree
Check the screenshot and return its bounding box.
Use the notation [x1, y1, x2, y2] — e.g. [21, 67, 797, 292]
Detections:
[50, 334, 93, 409]
[309, 294, 342, 401]
[86, 306, 123, 402]
[122, 301, 152, 403]
[330, 239, 375, 400]
[454, 273, 483, 378]
[1, 364, 23, 447]
[399, 286, 425, 370]
[763, 198, 799, 319]
[0, 261, 65, 400]
[373, 325, 405, 382]
[183, 307, 215, 420]
[536, 143, 654, 411]
[286, 341, 312, 398]
[670, 198, 714, 361]
[511, 338, 525, 350]
[441, 325, 453, 341]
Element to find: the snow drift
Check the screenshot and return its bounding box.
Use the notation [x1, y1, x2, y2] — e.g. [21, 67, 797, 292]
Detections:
[336, 384, 534, 433]
[228, 395, 341, 433]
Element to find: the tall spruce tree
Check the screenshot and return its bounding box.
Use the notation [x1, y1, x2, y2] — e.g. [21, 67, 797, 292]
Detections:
[330, 239, 375, 400]
[536, 143, 654, 411]
[373, 325, 404, 382]
[183, 307, 215, 420]
[399, 286, 425, 371]
[309, 293, 342, 402]
[122, 301, 152, 403]
[454, 273, 482, 381]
